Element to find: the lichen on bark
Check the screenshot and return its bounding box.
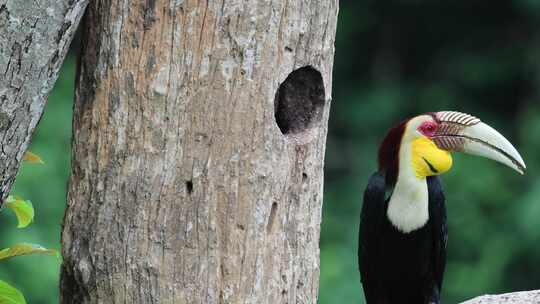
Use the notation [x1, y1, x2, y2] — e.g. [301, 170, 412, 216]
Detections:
[0, 0, 88, 203]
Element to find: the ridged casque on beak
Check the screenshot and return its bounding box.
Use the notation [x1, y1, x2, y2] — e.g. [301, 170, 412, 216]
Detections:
[431, 111, 526, 174]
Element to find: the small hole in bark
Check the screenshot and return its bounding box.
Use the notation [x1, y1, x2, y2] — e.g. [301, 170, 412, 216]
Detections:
[266, 202, 278, 233]
[0, 111, 9, 131]
[185, 181, 193, 194]
[274, 66, 325, 144]
[302, 173, 308, 182]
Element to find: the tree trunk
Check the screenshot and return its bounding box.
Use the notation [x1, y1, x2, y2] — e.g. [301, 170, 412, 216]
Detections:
[0, 0, 88, 203]
[60, 0, 338, 303]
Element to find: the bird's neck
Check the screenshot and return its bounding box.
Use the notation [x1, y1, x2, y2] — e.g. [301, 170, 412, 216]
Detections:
[387, 139, 429, 233]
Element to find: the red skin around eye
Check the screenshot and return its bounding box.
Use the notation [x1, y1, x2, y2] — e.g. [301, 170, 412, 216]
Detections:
[418, 121, 438, 137]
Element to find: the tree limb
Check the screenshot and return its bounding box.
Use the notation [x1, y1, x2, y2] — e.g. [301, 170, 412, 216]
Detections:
[462, 290, 540, 304]
[0, 0, 88, 203]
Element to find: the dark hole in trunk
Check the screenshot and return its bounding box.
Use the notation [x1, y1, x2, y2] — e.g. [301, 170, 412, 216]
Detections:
[274, 66, 325, 143]
[185, 180, 193, 194]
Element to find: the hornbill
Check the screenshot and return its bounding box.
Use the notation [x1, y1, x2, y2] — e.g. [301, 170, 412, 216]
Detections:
[358, 111, 526, 304]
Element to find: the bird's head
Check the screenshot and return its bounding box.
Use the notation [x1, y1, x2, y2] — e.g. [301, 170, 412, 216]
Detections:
[378, 111, 526, 185]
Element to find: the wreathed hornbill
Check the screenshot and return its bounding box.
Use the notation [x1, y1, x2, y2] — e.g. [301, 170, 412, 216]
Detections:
[358, 111, 526, 304]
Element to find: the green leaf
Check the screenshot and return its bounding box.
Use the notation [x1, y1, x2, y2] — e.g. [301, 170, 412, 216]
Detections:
[0, 243, 58, 262]
[4, 197, 34, 228]
[0, 280, 26, 304]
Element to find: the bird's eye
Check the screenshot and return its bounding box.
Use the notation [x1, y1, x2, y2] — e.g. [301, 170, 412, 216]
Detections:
[419, 121, 437, 136]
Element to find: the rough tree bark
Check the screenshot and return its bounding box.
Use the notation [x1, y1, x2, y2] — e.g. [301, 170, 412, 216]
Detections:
[60, 0, 338, 303]
[0, 0, 88, 203]
[461, 290, 540, 304]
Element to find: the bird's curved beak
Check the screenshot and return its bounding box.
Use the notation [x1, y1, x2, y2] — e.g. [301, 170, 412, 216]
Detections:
[431, 111, 526, 175]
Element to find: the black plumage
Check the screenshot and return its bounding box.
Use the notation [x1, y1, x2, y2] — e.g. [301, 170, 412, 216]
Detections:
[358, 172, 448, 304]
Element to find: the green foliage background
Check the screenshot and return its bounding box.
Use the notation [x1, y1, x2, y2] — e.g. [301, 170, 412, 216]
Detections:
[1, 1, 540, 303]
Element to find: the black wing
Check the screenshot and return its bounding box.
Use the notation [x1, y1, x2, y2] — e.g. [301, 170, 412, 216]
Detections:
[358, 172, 387, 303]
[427, 176, 448, 302]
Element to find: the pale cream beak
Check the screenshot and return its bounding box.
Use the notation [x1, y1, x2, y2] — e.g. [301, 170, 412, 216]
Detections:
[432, 111, 526, 175]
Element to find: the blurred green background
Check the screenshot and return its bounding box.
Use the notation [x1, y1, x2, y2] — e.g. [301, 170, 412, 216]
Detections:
[2, 0, 540, 303]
